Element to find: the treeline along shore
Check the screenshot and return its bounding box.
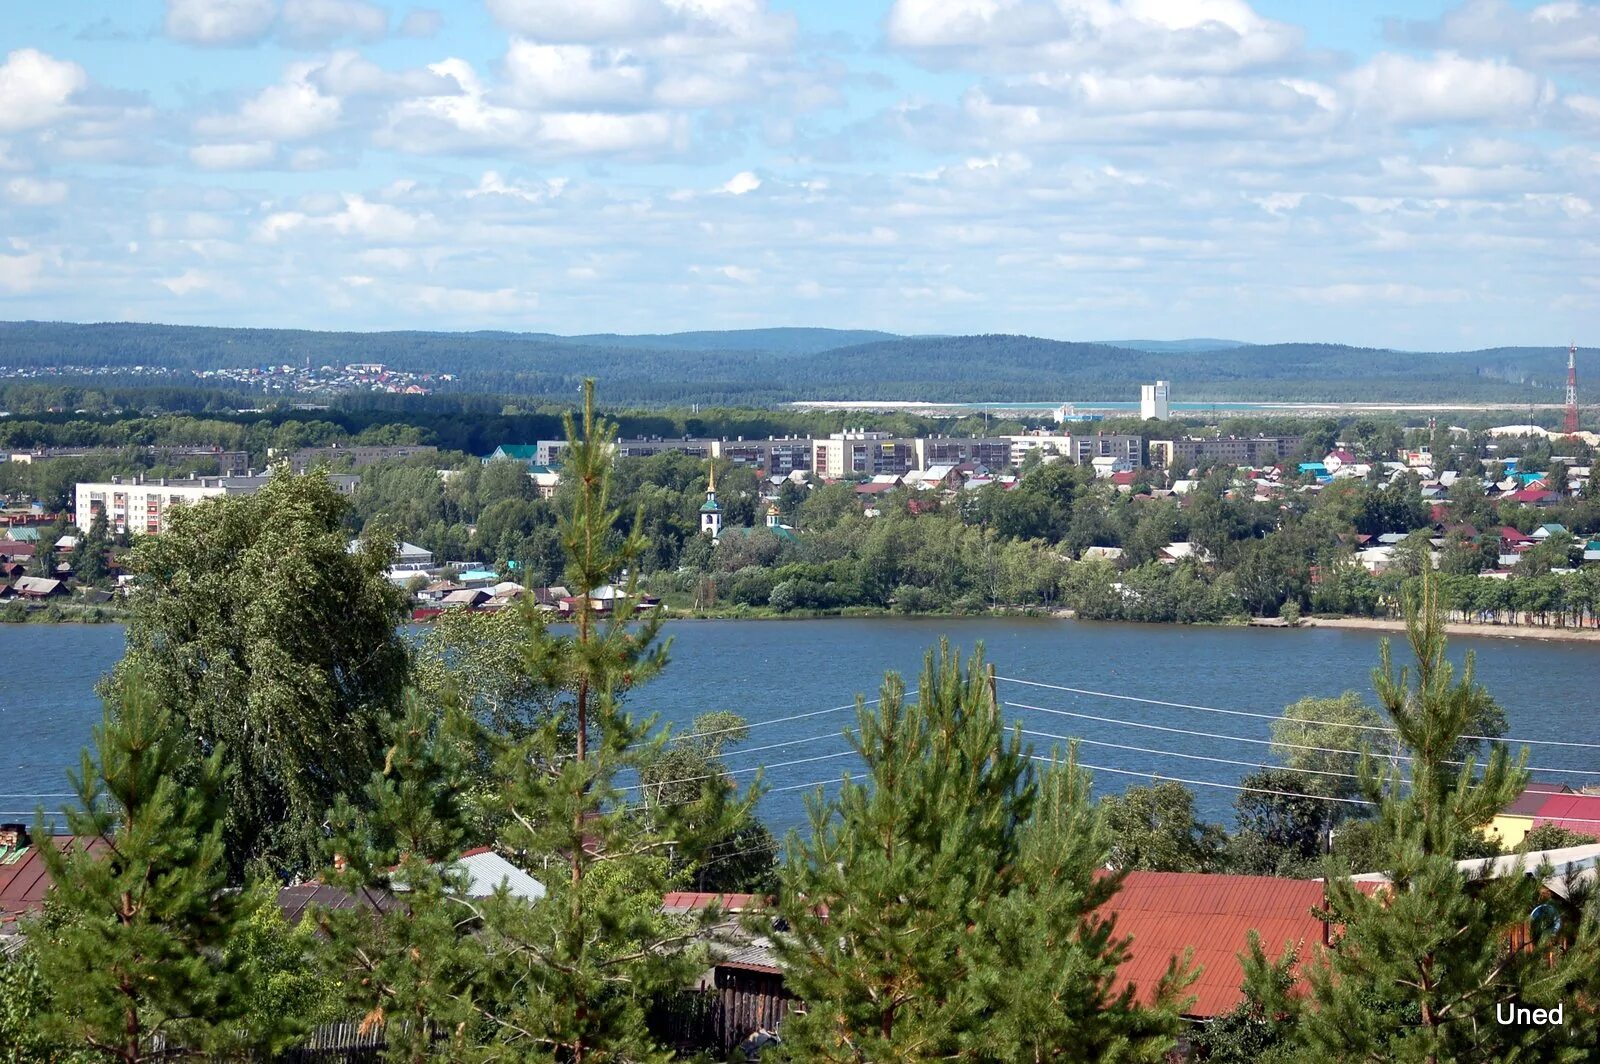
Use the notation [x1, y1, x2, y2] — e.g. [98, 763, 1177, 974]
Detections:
[6, 384, 1599, 632]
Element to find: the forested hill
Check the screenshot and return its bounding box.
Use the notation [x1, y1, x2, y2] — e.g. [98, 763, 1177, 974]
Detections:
[522, 327, 902, 353]
[0, 321, 1580, 404]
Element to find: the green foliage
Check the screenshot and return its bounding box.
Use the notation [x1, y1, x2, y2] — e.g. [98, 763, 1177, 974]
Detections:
[0, 948, 95, 1064]
[1290, 574, 1600, 1062]
[110, 469, 412, 878]
[1188, 933, 1302, 1064]
[1100, 781, 1226, 872]
[772, 646, 1188, 1060]
[1270, 692, 1392, 798]
[0, 322, 1581, 404]
[638, 712, 780, 893]
[27, 669, 270, 1061]
[319, 690, 483, 1063]
[469, 382, 755, 1061]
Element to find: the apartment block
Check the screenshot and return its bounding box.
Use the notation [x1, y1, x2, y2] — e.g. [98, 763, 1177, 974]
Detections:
[1148, 436, 1304, 470]
[76, 472, 359, 534]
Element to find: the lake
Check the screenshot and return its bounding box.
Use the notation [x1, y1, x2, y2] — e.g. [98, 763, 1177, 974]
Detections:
[3, 619, 1598, 831]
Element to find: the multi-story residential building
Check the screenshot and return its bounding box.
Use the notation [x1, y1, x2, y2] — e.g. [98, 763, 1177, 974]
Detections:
[615, 437, 715, 460]
[282, 444, 438, 473]
[1003, 434, 1146, 468]
[535, 440, 568, 466]
[9, 446, 250, 476]
[75, 472, 358, 534]
[712, 437, 814, 476]
[1148, 436, 1303, 470]
[915, 436, 1015, 470]
[811, 431, 919, 479]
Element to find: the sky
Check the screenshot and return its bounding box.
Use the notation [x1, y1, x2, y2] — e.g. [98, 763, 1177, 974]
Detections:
[1, 0, 1597, 348]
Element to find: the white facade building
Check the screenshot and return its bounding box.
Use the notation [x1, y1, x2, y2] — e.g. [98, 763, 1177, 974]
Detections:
[1140, 380, 1172, 421]
[76, 472, 358, 535]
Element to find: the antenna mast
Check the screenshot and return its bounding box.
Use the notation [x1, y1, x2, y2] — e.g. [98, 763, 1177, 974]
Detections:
[1566, 341, 1579, 435]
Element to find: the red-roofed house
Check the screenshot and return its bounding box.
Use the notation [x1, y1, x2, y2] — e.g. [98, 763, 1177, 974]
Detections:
[1100, 871, 1328, 1019]
[1492, 783, 1577, 846]
[0, 831, 111, 932]
[1532, 793, 1600, 838]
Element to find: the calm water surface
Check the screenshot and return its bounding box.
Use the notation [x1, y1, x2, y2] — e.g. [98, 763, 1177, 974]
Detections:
[2, 619, 1597, 830]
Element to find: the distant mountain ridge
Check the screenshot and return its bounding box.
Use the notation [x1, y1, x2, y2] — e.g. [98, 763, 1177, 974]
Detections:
[1099, 339, 1251, 354]
[0, 321, 1581, 405]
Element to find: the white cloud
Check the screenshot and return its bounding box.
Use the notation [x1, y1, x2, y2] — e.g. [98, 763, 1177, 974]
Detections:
[0, 251, 43, 292]
[1344, 52, 1555, 126]
[0, 50, 88, 133]
[189, 141, 277, 169]
[257, 194, 429, 242]
[279, 0, 388, 46]
[502, 41, 650, 108]
[398, 8, 444, 38]
[1396, 0, 1600, 68]
[158, 268, 224, 295]
[723, 170, 761, 194]
[196, 71, 343, 142]
[4, 176, 68, 205]
[885, 0, 1301, 75]
[410, 284, 530, 314]
[164, 0, 278, 46]
[379, 57, 686, 157]
[486, 0, 793, 50]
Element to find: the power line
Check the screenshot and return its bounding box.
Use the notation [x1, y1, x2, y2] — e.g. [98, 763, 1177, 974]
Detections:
[1031, 756, 1376, 807]
[1003, 700, 1600, 779]
[997, 675, 1600, 751]
[1021, 729, 1374, 784]
[663, 691, 912, 745]
[622, 748, 857, 794]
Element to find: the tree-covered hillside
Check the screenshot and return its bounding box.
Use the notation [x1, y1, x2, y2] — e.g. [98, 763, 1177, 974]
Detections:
[0, 321, 1583, 404]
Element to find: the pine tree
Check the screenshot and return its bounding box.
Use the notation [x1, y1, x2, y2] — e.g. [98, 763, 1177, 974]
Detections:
[27, 668, 262, 1062]
[772, 645, 1183, 1061]
[981, 754, 1193, 1062]
[1294, 573, 1600, 1062]
[772, 644, 1026, 1061]
[471, 381, 752, 1062]
[318, 689, 483, 1064]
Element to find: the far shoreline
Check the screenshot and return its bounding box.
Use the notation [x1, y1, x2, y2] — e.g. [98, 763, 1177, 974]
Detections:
[1307, 616, 1600, 644]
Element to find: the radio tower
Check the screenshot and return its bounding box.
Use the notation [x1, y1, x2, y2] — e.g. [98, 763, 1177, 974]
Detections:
[1565, 341, 1580, 435]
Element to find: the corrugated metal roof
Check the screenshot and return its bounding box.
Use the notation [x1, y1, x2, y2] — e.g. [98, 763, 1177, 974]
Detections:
[455, 850, 546, 902]
[1100, 871, 1327, 1019]
[1533, 793, 1600, 835]
[0, 836, 109, 927]
[1504, 783, 1574, 817]
[662, 891, 761, 914]
[718, 939, 782, 974]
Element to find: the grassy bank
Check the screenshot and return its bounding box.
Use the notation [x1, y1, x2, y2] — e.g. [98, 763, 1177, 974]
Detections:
[0, 600, 131, 624]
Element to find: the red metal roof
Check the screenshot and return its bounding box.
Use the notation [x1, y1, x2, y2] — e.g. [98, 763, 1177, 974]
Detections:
[661, 891, 761, 914]
[0, 836, 108, 927]
[1503, 783, 1575, 817]
[1100, 871, 1327, 1019]
[1533, 793, 1600, 835]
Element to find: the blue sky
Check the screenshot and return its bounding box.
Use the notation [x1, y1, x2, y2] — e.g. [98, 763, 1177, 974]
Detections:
[1, 0, 1596, 348]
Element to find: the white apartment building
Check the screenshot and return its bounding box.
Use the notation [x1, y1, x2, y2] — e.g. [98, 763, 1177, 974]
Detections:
[76, 472, 358, 534]
[76, 477, 227, 535]
[1140, 380, 1172, 421]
